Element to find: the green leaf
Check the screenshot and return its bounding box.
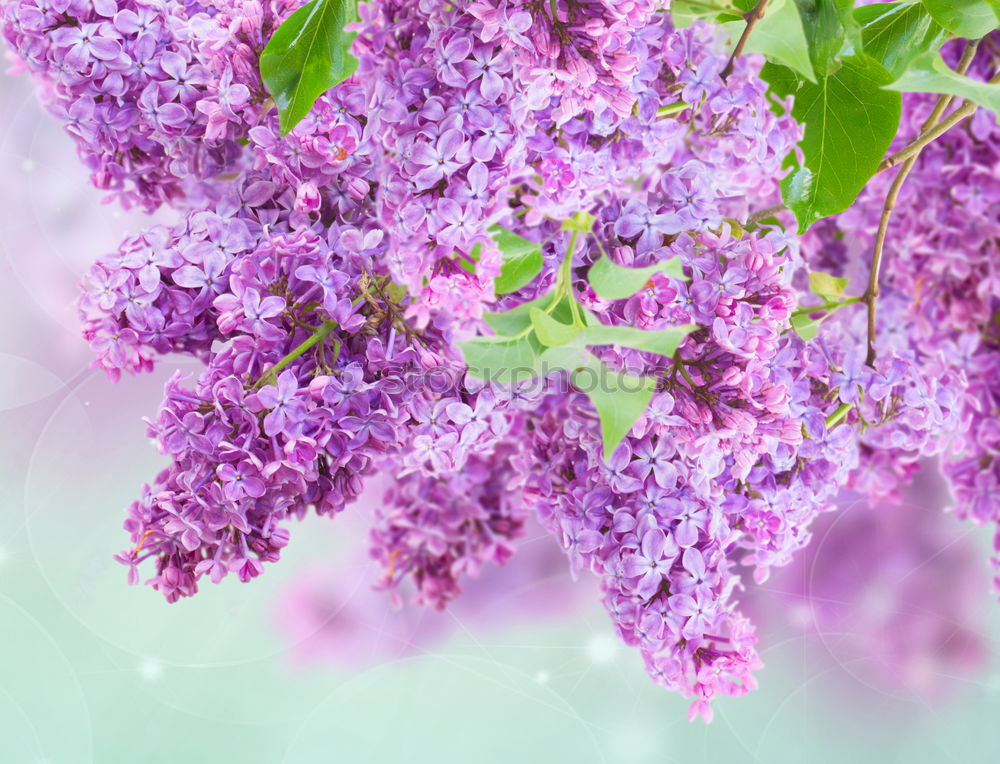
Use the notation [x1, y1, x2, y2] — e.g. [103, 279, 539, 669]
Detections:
[259, 0, 359, 136]
[670, 0, 746, 28]
[489, 226, 544, 295]
[483, 293, 574, 336]
[587, 255, 687, 300]
[530, 308, 582, 347]
[885, 51, 1000, 121]
[561, 211, 597, 233]
[791, 0, 858, 77]
[457, 247, 478, 276]
[722, 0, 817, 82]
[573, 357, 657, 459]
[538, 343, 591, 374]
[790, 311, 822, 340]
[855, 2, 949, 78]
[919, 0, 998, 38]
[580, 324, 697, 359]
[808, 271, 849, 301]
[766, 55, 902, 232]
[458, 334, 541, 385]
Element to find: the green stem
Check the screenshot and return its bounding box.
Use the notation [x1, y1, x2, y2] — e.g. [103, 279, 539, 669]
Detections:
[790, 295, 863, 320]
[682, 0, 731, 11]
[673, 353, 698, 390]
[254, 319, 338, 389]
[656, 102, 689, 119]
[825, 401, 853, 430]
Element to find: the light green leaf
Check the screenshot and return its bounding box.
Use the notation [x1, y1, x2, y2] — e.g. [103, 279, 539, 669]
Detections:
[670, 0, 746, 28]
[766, 55, 902, 232]
[792, 0, 858, 77]
[561, 211, 597, 233]
[919, 0, 998, 38]
[458, 247, 478, 276]
[790, 311, 822, 340]
[483, 293, 573, 336]
[259, 0, 359, 136]
[587, 255, 687, 301]
[580, 324, 697, 359]
[489, 226, 543, 295]
[809, 271, 849, 300]
[458, 334, 541, 385]
[886, 51, 1000, 121]
[530, 308, 582, 347]
[722, 0, 816, 82]
[538, 343, 591, 374]
[855, 2, 949, 78]
[573, 358, 657, 459]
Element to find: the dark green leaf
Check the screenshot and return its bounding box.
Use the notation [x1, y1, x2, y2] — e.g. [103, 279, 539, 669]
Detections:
[886, 51, 1000, 121]
[580, 324, 696, 358]
[766, 55, 902, 232]
[259, 0, 358, 136]
[530, 308, 582, 347]
[855, 2, 949, 78]
[792, 0, 858, 77]
[920, 0, 998, 38]
[489, 226, 544, 295]
[587, 255, 687, 300]
[573, 357, 657, 459]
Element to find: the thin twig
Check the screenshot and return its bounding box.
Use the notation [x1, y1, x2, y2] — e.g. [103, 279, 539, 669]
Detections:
[721, 0, 770, 80]
[746, 203, 788, 228]
[879, 62, 997, 173]
[863, 40, 982, 367]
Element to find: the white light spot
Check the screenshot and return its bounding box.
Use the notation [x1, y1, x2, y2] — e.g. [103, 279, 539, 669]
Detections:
[534, 670, 550, 685]
[789, 602, 812, 629]
[138, 657, 163, 681]
[585, 632, 619, 664]
[21, 158, 35, 172]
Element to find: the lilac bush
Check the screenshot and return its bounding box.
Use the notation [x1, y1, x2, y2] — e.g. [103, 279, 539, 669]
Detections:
[6, 0, 1000, 723]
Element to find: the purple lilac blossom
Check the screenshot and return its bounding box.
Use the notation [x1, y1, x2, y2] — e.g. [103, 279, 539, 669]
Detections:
[0, 0, 296, 211]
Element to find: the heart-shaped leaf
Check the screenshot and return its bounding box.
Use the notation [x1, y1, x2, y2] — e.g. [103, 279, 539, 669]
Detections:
[260, 0, 359, 135]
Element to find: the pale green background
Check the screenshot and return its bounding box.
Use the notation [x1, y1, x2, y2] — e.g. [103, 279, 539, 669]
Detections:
[2, 72, 1000, 764]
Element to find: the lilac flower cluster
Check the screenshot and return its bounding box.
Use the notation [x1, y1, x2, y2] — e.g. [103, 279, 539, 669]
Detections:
[275, 508, 588, 668]
[61, 0, 819, 719]
[371, 442, 528, 609]
[0, 0, 295, 210]
[467, 0, 662, 123]
[799, 39, 1000, 586]
[17, 0, 996, 723]
[106, 216, 439, 599]
[510, 203, 824, 719]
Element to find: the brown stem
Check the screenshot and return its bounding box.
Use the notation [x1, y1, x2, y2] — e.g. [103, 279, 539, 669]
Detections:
[863, 41, 982, 367]
[746, 203, 788, 228]
[721, 0, 770, 80]
[879, 55, 997, 173]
